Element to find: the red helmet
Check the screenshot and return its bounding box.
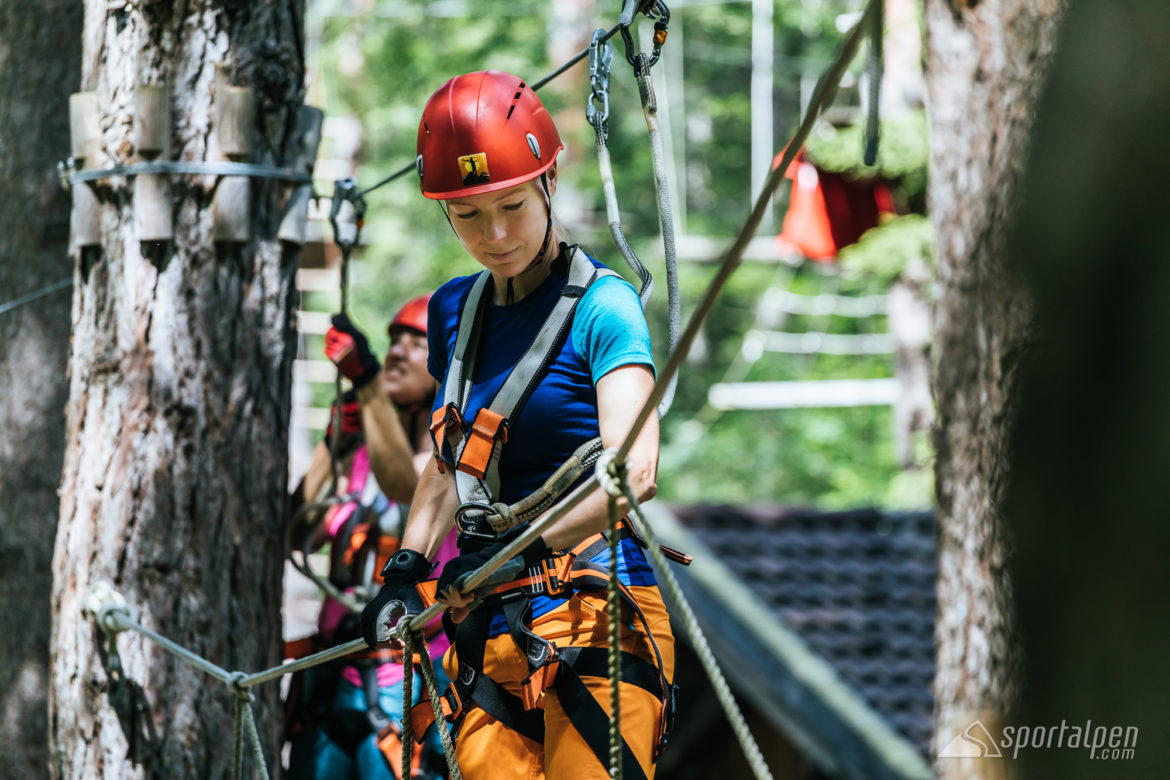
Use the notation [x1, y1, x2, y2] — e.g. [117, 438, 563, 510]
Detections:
[388, 293, 430, 336]
[416, 70, 563, 200]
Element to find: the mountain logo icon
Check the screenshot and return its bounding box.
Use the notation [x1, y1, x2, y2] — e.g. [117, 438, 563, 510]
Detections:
[938, 720, 1003, 758]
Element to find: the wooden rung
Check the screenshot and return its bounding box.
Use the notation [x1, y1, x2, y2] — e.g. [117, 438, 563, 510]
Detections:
[213, 177, 251, 242]
[71, 185, 102, 249]
[69, 92, 101, 166]
[215, 85, 253, 160]
[292, 106, 325, 173]
[134, 174, 172, 241]
[278, 185, 313, 245]
[134, 84, 171, 159]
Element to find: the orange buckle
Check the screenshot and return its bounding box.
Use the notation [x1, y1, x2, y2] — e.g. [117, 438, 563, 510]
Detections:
[520, 659, 560, 710]
[543, 555, 575, 597]
[443, 682, 465, 723]
[429, 404, 463, 474]
[456, 408, 508, 480]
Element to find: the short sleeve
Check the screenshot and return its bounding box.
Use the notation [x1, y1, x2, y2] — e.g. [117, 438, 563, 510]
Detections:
[571, 274, 655, 384]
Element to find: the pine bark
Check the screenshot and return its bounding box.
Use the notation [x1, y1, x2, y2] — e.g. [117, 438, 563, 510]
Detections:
[50, 2, 306, 777]
[924, 0, 1065, 774]
[0, 2, 82, 776]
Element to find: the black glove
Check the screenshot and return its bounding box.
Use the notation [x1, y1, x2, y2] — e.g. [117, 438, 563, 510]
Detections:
[361, 549, 431, 648]
[325, 313, 381, 390]
[436, 524, 551, 606]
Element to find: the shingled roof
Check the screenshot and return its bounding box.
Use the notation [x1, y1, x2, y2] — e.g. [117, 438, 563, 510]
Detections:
[640, 502, 935, 779]
[669, 504, 937, 755]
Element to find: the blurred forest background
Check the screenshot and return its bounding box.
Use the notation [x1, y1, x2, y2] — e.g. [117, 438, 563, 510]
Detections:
[296, 0, 934, 510]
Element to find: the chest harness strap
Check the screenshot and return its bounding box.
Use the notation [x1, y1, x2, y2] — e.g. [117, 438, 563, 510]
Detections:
[428, 245, 615, 533]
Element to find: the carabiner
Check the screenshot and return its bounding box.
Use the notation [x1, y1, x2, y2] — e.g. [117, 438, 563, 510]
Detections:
[619, 0, 670, 74]
[329, 177, 368, 254]
[586, 28, 615, 135]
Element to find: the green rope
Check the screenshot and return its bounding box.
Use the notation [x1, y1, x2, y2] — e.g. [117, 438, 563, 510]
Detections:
[401, 634, 416, 780]
[606, 489, 624, 779]
[240, 698, 269, 780]
[230, 674, 269, 780]
[233, 695, 245, 779]
[406, 625, 464, 780]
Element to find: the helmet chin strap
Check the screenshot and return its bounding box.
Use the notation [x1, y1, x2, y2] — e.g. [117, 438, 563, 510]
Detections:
[508, 172, 556, 305]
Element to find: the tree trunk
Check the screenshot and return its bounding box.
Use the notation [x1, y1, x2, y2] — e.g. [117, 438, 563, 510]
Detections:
[1006, 2, 1170, 777]
[0, 2, 82, 776]
[49, 2, 305, 777]
[924, 0, 1065, 774]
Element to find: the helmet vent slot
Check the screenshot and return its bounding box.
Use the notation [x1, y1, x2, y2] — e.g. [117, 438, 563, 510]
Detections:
[506, 83, 526, 119]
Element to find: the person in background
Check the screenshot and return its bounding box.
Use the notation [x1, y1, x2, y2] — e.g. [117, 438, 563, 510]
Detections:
[286, 294, 457, 780]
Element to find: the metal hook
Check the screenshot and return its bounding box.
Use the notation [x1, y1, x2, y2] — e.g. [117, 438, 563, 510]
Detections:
[587, 28, 616, 135]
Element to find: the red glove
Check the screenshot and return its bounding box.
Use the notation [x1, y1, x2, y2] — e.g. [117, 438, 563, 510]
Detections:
[325, 313, 380, 389]
[325, 389, 362, 442]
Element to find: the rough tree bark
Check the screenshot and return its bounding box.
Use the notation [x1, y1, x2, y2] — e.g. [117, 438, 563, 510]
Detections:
[49, 1, 306, 777]
[0, 2, 82, 776]
[924, 0, 1065, 774]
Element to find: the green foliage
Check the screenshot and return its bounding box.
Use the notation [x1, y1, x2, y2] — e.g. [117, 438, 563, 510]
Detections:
[837, 213, 935, 285]
[806, 110, 930, 207]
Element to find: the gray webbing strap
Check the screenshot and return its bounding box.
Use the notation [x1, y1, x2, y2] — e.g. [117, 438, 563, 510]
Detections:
[446, 271, 492, 412]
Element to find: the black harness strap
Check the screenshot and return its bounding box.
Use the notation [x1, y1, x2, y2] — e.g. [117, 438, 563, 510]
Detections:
[552, 655, 650, 780]
[452, 607, 546, 744]
[501, 593, 556, 671]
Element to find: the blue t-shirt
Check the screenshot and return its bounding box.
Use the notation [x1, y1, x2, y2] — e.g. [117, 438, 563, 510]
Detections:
[426, 248, 658, 631]
[427, 250, 654, 504]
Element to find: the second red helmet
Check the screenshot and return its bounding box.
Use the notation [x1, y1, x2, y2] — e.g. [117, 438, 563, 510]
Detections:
[388, 293, 430, 336]
[416, 70, 563, 200]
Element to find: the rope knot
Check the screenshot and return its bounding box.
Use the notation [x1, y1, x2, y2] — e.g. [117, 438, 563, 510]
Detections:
[488, 501, 518, 533]
[228, 672, 254, 703]
[594, 447, 629, 498]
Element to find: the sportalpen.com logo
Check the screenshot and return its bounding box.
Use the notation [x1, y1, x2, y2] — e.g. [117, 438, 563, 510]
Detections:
[938, 719, 1138, 761]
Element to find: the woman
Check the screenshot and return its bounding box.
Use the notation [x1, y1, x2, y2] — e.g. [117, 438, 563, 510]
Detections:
[360, 71, 676, 779]
[288, 295, 456, 780]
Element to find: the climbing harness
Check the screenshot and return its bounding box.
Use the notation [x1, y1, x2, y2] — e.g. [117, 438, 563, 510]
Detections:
[428, 246, 616, 518]
[77, 2, 888, 778]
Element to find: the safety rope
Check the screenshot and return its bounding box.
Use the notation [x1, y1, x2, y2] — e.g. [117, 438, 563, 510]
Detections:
[864, 0, 884, 167]
[0, 277, 72, 317]
[230, 675, 270, 780]
[588, 30, 654, 307]
[284, 176, 371, 616]
[400, 641, 415, 780]
[405, 627, 464, 780]
[78, 4, 880, 777]
[603, 458, 628, 779]
[620, 479, 773, 780]
[587, 15, 681, 419]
